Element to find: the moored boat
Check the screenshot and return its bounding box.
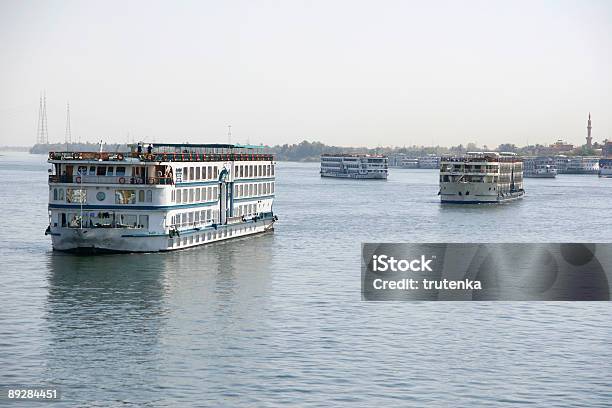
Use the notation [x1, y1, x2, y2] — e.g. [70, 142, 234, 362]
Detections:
[599, 158, 612, 178]
[524, 156, 557, 178]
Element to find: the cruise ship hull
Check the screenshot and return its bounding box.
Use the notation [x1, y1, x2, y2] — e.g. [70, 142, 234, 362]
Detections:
[440, 182, 525, 204]
[51, 217, 275, 253]
[321, 172, 387, 179]
[524, 173, 556, 178]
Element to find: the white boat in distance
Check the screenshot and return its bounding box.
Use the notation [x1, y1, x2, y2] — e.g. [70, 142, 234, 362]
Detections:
[320, 154, 388, 179]
[524, 157, 557, 178]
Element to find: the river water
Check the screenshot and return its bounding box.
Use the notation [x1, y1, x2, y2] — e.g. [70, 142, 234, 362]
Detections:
[0, 152, 610, 407]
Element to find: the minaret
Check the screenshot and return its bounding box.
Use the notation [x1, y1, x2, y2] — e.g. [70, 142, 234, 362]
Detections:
[586, 112, 592, 149]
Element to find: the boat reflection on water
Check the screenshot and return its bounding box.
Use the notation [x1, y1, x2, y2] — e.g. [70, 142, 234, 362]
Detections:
[43, 233, 275, 405]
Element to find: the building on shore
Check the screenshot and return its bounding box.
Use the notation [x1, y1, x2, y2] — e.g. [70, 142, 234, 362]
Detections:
[549, 140, 574, 154]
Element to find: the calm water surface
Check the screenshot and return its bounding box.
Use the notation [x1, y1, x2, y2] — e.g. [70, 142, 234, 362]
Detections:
[0, 152, 610, 407]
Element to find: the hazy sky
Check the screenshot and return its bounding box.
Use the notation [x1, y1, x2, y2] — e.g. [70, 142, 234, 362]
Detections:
[1, 0, 611, 147]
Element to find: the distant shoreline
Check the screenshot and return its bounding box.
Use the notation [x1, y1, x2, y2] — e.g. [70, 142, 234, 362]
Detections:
[17, 140, 606, 160]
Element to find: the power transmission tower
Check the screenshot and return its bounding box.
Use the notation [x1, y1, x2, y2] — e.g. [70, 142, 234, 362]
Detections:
[36, 93, 43, 144]
[65, 102, 72, 144]
[42, 92, 49, 143]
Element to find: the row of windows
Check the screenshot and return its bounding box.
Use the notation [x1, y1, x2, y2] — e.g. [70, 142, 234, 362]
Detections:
[115, 189, 154, 204]
[170, 203, 261, 229]
[173, 186, 219, 204]
[234, 182, 274, 198]
[176, 163, 275, 182]
[76, 165, 126, 176]
[52, 188, 154, 204]
[58, 212, 149, 229]
[234, 163, 275, 178]
[178, 165, 219, 182]
[170, 209, 218, 227]
[169, 224, 258, 248]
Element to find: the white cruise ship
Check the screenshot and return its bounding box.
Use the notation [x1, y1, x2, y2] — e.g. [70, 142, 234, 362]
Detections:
[46, 143, 277, 253]
[320, 154, 388, 179]
[599, 158, 612, 178]
[565, 156, 600, 174]
[524, 156, 557, 178]
[439, 152, 525, 203]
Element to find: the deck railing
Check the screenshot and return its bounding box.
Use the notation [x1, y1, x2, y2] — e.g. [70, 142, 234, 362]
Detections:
[49, 175, 173, 185]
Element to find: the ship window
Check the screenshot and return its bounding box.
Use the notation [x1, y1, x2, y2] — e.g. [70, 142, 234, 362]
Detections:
[195, 188, 200, 201]
[271, 183, 274, 193]
[146, 190, 152, 202]
[189, 167, 194, 180]
[89, 166, 96, 175]
[67, 188, 87, 203]
[176, 189, 182, 203]
[116, 167, 126, 176]
[271, 165, 275, 176]
[194, 211, 200, 224]
[139, 190, 145, 202]
[139, 215, 149, 229]
[234, 185, 239, 197]
[214, 167, 218, 179]
[59, 189, 64, 201]
[189, 188, 194, 202]
[115, 190, 136, 204]
[207, 166, 212, 179]
[122, 214, 137, 227]
[196, 167, 201, 180]
[183, 189, 188, 203]
[188, 212, 194, 224]
[77, 166, 87, 175]
[53, 188, 58, 200]
[107, 167, 114, 176]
